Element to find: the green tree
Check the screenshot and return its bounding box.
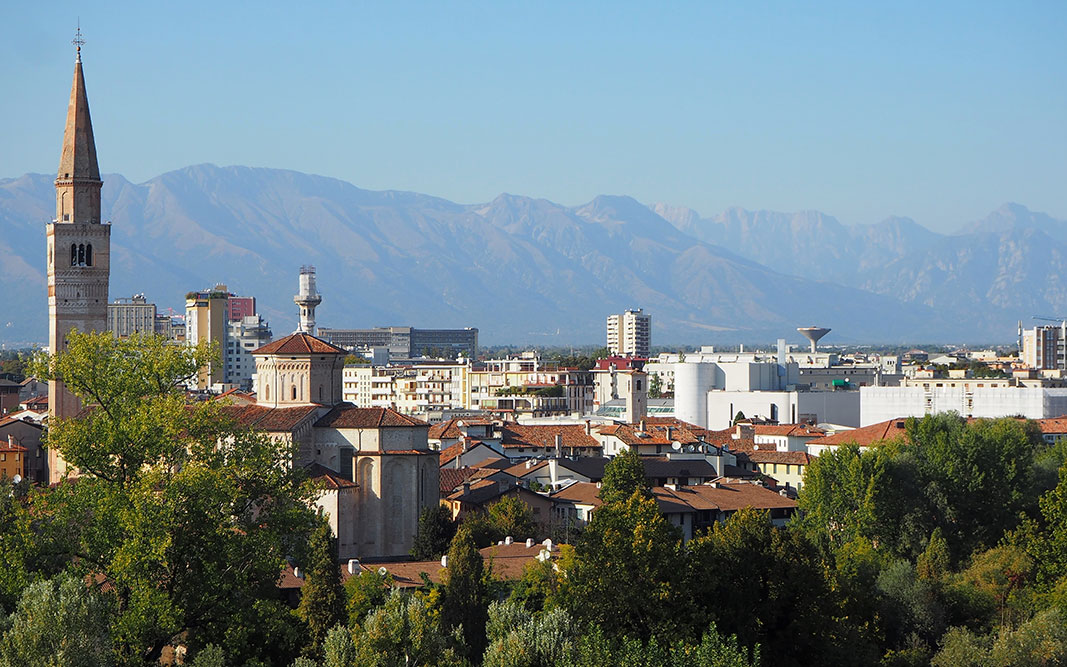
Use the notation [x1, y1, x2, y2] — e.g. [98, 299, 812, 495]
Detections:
[411, 505, 457, 560]
[0, 573, 115, 667]
[323, 624, 356, 667]
[299, 519, 347, 657]
[560, 491, 685, 640]
[440, 527, 489, 659]
[487, 496, 537, 541]
[351, 590, 465, 667]
[482, 601, 579, 667]
[190, 644, 226, 667]
[344, 569, 394, 628]
[917, 528, 951, 581]
[599, 448, 649, 504]
[648, 374, 663, 399]
[27, 332, 318, 664]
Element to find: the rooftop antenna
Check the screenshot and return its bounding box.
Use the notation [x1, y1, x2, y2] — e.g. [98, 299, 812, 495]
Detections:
[73, 20, 85, 62]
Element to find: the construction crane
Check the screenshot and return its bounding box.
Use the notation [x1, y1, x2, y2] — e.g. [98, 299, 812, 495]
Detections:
[1032, 316, 1067, 323]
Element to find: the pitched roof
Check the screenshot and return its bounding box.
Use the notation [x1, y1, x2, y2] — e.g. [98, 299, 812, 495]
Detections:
[1036, 417, 1067, 434]
[0, 416, 43, 431]
[315, 405, 427, 429]
[804, 418, 910, 448]
[640, 456, 719, 479]
[753, 424, 825, 438]
[655, 483, 798, 513]
[498, 424, 599, 450]
[59, 54, 100, 182]
[597, 418, 715, 447]
[550, 481, 603, 507]
[253, 332, 347, 356]
[440, 467, 481, 494]
[438, 440, 500, 467]
[742, 450, 813, 465]
[219, 404, 322, 432]
[306, 463, 357, 490]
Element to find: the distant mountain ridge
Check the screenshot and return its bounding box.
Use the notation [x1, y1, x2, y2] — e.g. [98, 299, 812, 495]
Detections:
[0, 164, 1060, 345]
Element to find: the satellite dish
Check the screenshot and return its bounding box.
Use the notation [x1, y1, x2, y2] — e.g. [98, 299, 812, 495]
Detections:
[11, 474, 21, 484]
[753, 444, 759, 450]
[685, 445, 695, 453]
[377, 566, 388, 576]
[671, 441, 682, 451]
[456, 420, 465, 428]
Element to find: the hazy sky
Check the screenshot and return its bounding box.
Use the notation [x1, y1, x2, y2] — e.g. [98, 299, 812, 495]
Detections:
[2, 1, 1065, 231]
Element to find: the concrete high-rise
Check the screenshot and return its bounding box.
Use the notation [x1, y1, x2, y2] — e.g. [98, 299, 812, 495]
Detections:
[47, 33, 111, 481]
[606, 308, 651, 358]
[294, 266, 322, 335]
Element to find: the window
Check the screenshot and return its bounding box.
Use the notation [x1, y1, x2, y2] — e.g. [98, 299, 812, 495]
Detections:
[85, 244, 92, 266]
[291, 385, 297, 400]
[70, 244, 77, 266]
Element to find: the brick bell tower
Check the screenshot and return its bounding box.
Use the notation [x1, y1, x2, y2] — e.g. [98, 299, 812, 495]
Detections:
[47, 29, 110, 481]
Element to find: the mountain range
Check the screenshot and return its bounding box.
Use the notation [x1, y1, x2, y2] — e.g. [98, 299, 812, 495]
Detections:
[1, 164, 1063, 346]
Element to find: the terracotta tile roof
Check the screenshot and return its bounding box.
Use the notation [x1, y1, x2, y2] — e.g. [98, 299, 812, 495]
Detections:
[469, 457, 512, 470]
[440, 467, 480, 494]
[753, 424, 825, 437]
[280, 541, 558, 590]
[656, 483, 798, 513]
[0, 442, 26, 453]
[743, 450, 813, 465]
[306, 463, 357, 490]
[804, 418, 910, 448]
[22, 396, 49, 408]
[219, 404, 322, 432]
[429, 419, 463, 439]
[315, 406, 428, 429]
[596, 419, 714, 447]
[253, 332, 347, 356]
[438, 441, 500, 467]
[1036, 417, 1067, 434]
[498, 424, 599, 450]
[0, 417, 43, 430]
[550, 481, 603, 506]
[505, 460, 550, 478]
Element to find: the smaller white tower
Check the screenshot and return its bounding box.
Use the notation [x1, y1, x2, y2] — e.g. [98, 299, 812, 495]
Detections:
[294, 266, 322, 335]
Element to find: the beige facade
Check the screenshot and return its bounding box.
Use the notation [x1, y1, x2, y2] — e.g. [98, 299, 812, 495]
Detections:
[186, 288, 228, 389]
[47, 46, 111, 482]
[606, 308, 651, 358]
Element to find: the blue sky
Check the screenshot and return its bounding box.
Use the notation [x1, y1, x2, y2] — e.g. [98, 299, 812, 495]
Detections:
[2, 1, 1065, 231]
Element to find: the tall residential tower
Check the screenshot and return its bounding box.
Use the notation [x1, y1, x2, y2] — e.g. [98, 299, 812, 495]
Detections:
[606, 308, 651, 358]
[47, 32, 111, 480]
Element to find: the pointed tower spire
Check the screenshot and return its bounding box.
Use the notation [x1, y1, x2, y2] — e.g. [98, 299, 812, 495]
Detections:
[55, 25, 101, 224]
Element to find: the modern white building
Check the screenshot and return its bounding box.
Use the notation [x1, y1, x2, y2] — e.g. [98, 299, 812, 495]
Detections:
[860, 382, 1067, 426]
[606, 308, 651, 358]
[226, 315, 272, 390]
[107, 294, 156, 338]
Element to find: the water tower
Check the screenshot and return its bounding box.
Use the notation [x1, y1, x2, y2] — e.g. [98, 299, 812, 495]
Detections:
[797, 326, 831, 353]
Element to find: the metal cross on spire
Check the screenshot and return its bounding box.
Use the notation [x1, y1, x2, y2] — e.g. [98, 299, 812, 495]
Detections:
[73, 21, 85, 62]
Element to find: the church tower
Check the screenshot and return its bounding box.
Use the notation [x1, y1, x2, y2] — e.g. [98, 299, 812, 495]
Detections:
[47, 30, 110, 479]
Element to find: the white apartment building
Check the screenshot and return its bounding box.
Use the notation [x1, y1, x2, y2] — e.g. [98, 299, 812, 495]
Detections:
[107, 294, 156, 338]
[226, 315, 272, 390]
[1022, 323, 1067, 371]
[607, 308, 651, 358]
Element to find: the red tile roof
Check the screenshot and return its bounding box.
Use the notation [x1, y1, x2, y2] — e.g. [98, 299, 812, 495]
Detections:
[804, 418, 910, 448]
[315, 406, 427, 428]
[1036, 417, 1067, 434]
[498, 424, 599, 450]
[253, 332, 347, 356]
[597, 418, 714, 447]
[219, 405, 322, 432]
[306, 463, 357, 490]
[656, 483, 798, 513]
[440, 467, 480, 494]
[742, 450, 813, 465]
[550, 481, 603, 507]
[753, 424, 825, 438]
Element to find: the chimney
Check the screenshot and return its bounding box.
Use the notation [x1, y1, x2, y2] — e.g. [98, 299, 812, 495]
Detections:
[526, 538, 535, 548]
[505, 536, 514, 545]
[585, 419, 591, 435]
[293, 567, 303, 579]
[639, 418, 646, 431]
[554, 433, 562, 458]
[548, 459, 558, 487]
[347, 559, 360, 574]
[441, 555, 448, 567]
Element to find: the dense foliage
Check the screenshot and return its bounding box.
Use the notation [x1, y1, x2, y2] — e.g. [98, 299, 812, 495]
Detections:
[5, 333, 1067, 666]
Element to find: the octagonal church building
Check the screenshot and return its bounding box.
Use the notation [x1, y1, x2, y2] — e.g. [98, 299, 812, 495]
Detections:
[221, 331, 439, 560]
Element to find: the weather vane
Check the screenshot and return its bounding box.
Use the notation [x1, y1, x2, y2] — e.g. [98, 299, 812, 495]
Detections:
[73, 20, 84, 60]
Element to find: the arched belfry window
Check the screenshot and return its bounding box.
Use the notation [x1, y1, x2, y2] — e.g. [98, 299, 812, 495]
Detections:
[85, 244, 93, 266]
[70, 244, 77, 266]
[291, 385, 298, 400]
[77, 244, 85, 266]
